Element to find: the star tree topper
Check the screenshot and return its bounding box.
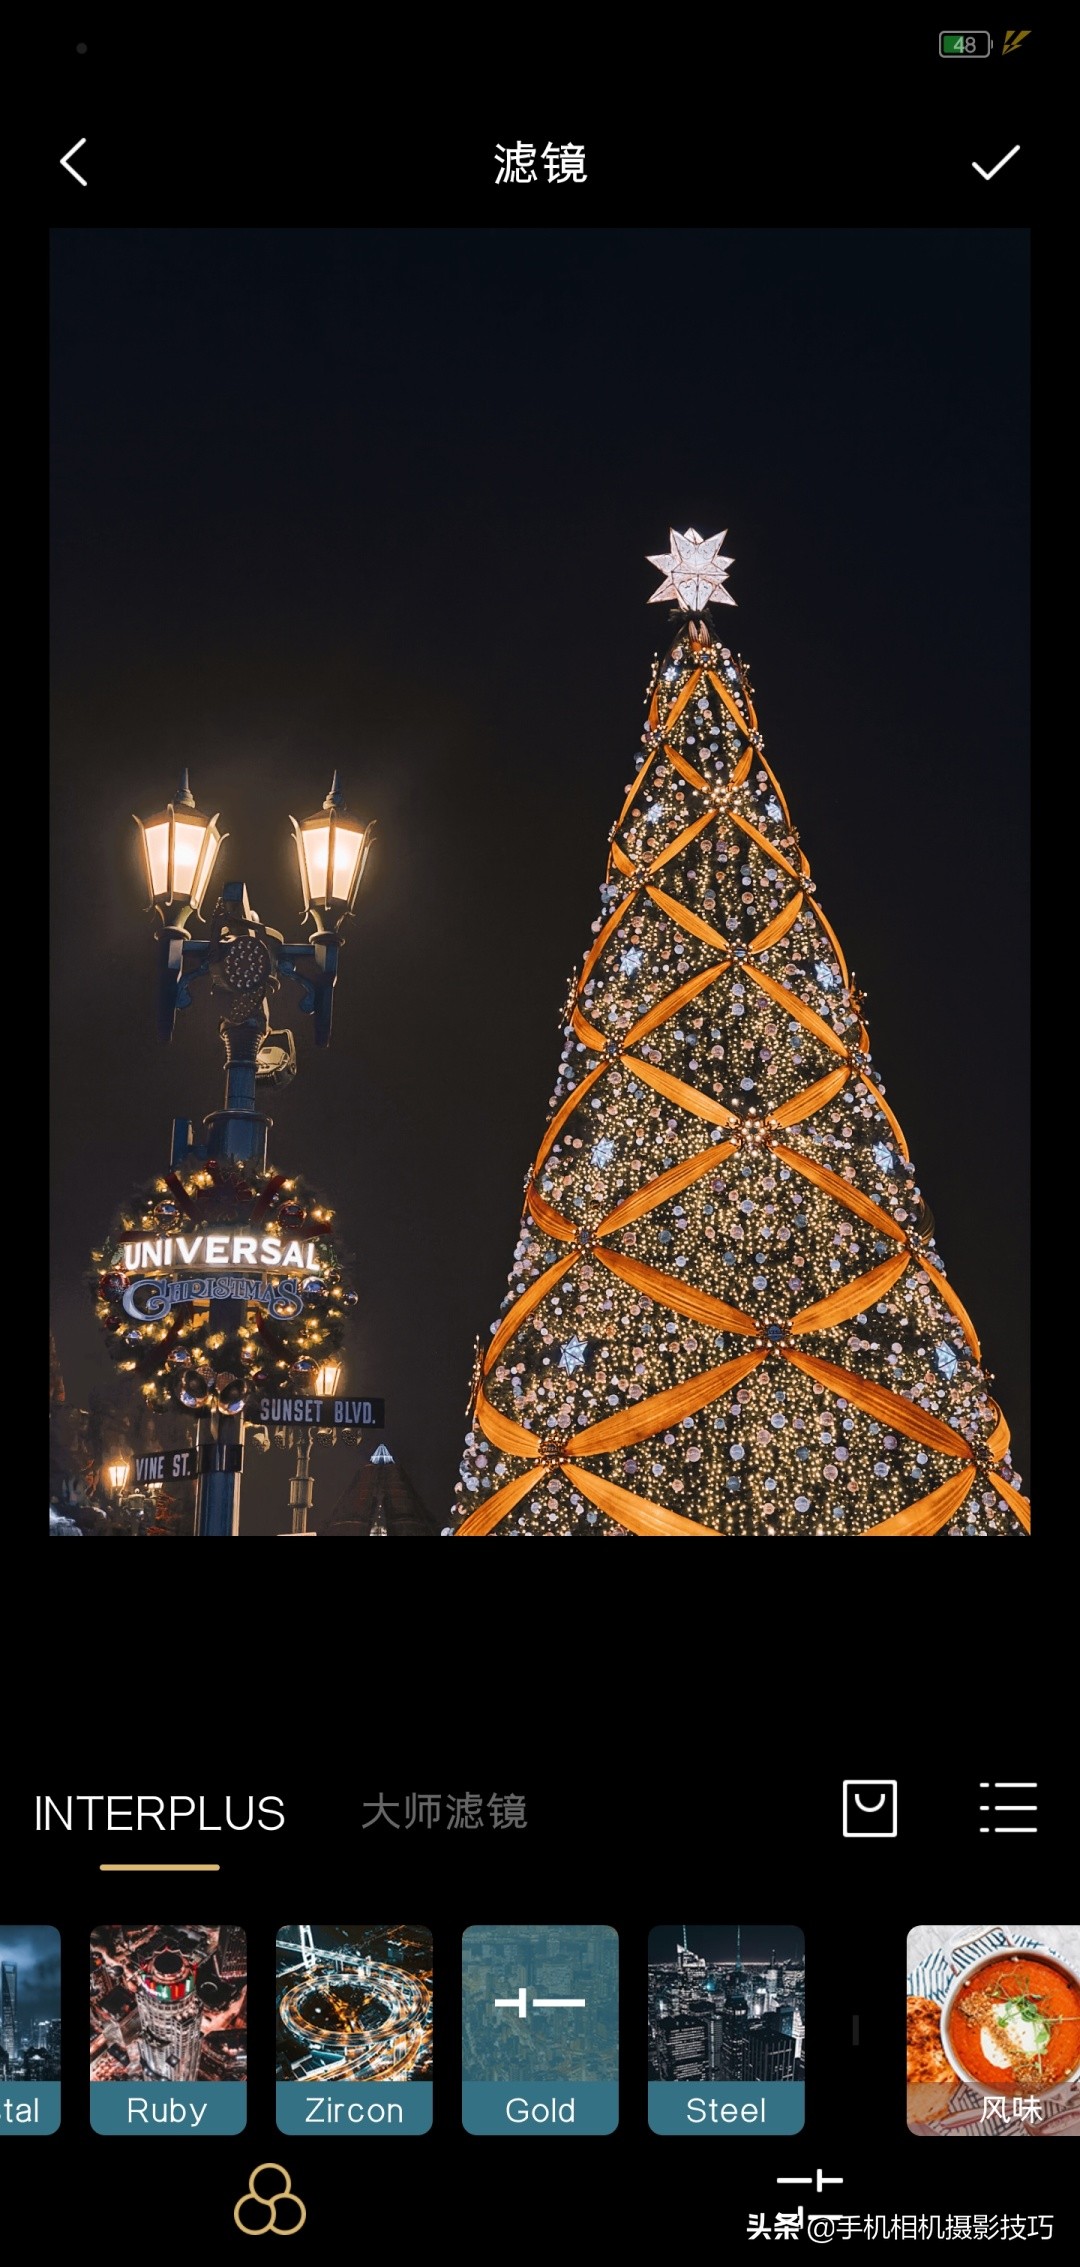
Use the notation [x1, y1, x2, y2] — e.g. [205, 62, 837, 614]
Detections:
[647, 526, 736, 612]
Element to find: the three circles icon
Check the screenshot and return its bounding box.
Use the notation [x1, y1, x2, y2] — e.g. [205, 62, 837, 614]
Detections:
[234, 2165, 307, 2236]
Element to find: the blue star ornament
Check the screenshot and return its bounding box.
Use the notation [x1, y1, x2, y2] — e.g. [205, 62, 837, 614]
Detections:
[558, 1336, 590, 1376]
[647, 527, 736, 612]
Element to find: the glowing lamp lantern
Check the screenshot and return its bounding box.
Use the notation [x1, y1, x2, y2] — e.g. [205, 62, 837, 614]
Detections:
[313, 1360, 343, 1400]
[291, 772, 373, 924]
[106, 1457, 131, 1496]
[134, 769, 224, 918]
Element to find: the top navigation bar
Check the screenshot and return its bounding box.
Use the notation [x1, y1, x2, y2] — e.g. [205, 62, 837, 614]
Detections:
[45, 24, 1035, 226]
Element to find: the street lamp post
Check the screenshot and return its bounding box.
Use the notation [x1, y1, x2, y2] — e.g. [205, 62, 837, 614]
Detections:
[105, 1456, 131, 1515]
[133, 772, 373, 1537]
[281, 1358, 342, 1535]
[101, 1458, 151, 1534]
[287, 1434, 316, 1535]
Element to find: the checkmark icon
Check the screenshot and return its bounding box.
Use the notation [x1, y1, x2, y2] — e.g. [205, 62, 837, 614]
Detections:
[972, 146, 1020, 180]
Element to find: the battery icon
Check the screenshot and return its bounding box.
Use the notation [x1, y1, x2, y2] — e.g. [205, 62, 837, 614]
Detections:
[939, 30, 993, 55]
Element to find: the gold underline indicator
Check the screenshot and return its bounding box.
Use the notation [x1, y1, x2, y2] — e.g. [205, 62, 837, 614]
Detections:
[99, 1863, 221, 1871]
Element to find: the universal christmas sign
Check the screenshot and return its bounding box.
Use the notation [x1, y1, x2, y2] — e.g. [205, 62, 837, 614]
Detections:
[120, 1227, 324, 1324]
[92, 1158, 356, 1419]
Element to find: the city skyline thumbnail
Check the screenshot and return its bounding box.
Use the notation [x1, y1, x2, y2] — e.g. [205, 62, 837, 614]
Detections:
[0, 1926, 61, 2078]
[648, 1923, 806, 2086]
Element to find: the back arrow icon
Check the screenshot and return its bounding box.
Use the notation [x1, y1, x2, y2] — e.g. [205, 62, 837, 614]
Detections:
[972, 145, 1020, 180]
[61, 138, 87, 186]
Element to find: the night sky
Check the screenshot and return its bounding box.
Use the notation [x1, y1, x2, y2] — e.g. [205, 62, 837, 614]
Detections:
[648, 1925, 804, 1966]
[50, 229, 1029, 1534]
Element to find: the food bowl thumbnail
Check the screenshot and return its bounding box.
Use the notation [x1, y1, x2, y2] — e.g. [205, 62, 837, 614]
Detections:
[941, 1949, 1080, 2098]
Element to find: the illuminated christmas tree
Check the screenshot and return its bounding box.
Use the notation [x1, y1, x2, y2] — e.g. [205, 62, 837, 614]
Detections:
[451, 530, 1029, 1538]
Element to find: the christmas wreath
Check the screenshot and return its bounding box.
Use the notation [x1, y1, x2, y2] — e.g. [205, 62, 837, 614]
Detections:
[91, 1158, 354, 1416]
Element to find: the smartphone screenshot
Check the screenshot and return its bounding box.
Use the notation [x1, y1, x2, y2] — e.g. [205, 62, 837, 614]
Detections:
[43, 13, 1048, 2251]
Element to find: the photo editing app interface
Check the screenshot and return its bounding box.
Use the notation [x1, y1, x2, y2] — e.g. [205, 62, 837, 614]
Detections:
[43, 14, 1037, 2246]
[6, 1766, 1074, 2252]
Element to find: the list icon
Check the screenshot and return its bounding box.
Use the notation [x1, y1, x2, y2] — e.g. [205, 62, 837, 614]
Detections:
[978, 1783, 1038, 1834]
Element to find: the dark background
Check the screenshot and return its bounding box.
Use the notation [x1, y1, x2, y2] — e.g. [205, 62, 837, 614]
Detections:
[50, 227, 1030, 1532]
